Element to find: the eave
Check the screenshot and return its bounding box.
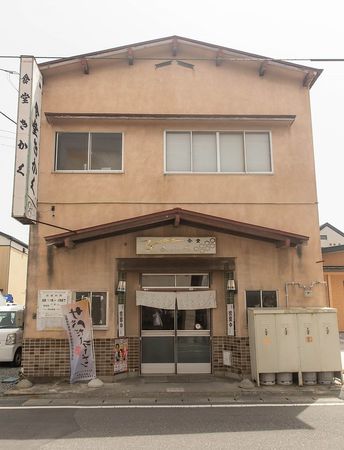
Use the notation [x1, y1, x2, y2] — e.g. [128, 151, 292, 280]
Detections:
[45, 208, 308, 249]
[45, 112, 296, 125]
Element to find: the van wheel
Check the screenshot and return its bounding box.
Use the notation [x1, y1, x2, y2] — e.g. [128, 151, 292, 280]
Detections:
[13, 348, 22, 367]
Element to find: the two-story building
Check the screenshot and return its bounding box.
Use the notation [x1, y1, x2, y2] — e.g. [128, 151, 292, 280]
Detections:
[0, 232, 28, 305]
[14, 36, 325, 379]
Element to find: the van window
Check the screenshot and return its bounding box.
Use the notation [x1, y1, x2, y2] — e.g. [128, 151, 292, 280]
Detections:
[0, 312, 16, 328]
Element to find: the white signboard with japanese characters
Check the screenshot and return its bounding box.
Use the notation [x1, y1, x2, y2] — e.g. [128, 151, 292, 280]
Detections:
[136, 237, 216, 254]
[12, 56, 43, 224]
[118, 304, 125, 337]
[227, 303, 235, 336]
[37, 290, 72, 330]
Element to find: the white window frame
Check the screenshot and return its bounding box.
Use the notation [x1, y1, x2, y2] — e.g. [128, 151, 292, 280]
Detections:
[54, 132, 124, 173]
[74, 291, 109, 329]
[141, 273, 210, 290]
[164, 130, 273, 174]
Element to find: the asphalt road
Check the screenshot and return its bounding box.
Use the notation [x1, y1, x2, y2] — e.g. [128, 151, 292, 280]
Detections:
[1, 404, 344, 449]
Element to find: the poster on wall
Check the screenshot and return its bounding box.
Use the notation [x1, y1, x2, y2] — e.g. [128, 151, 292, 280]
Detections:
[62, 299, 96, 383]
[114, 338, 128, 374]
[37, 290, 72, 330]
[227, 303, 235, 336]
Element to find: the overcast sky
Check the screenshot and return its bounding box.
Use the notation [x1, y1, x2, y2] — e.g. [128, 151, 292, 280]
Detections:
[1, 0, 344, 244]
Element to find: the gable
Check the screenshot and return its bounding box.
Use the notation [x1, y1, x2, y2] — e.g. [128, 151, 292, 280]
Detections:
[39, 35, 321, 89]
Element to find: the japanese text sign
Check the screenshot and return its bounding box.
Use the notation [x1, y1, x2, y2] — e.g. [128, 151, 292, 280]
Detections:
[12, 56, 42, 223]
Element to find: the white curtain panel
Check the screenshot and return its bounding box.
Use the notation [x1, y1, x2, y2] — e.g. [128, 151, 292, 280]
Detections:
[136, 291, 176, 309]
[176, 290, 216, 310]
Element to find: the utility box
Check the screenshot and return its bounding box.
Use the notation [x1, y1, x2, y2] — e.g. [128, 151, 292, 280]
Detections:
[248, 308, 342, 386]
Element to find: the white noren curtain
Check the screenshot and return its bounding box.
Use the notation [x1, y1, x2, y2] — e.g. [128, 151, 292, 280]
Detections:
[136, 291, 176, 310]
[176, 290, 216, 310]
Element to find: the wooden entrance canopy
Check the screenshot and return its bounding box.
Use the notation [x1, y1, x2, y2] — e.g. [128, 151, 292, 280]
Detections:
[45, 208, 308, 248]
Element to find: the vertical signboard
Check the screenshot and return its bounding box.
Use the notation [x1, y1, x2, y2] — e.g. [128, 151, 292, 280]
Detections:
[12, 56, 43, 223]
[227, 303, 235, 336]
[118, 304, 125, 337]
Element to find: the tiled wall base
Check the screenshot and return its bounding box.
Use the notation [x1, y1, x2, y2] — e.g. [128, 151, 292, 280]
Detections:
[212, 336, 251, 376]
[23, 337, 140, 378]
[23, 336, 251, 378]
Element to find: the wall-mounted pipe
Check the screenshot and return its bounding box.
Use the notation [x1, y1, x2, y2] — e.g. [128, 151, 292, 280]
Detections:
[285, 281, 327, 308]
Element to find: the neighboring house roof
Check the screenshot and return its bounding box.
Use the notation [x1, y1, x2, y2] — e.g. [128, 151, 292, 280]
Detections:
[320, 222, 344, 238]
[0, 231, 28, 249]
[45, 208, 308, 248]
[322, 244, 344, 254]
[38, 35, 322, 88]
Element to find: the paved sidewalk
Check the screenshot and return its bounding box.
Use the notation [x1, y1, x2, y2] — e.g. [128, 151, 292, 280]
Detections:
[2, 375, 344, 406]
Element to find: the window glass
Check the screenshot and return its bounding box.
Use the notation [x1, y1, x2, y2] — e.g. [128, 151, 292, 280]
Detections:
[56, 133, 88, 170]
[75, 291, 107, 327]
[166, 132, 191, 171]
[75, 291, 91, 301]
[175, 274, 209, 287]
[219, 133, 245, 172]
[141, 306, 175, 330]
[91, 133, 122, 170]
[246, 291, 261, 308]
[0, 312, 16, 328]
[192, 132, 217, 172]
[141, 274, 175, 288]
[262, 291, 277, 308]
[177, 309, 210, 330]
[245, 132, 271, 172]
[91, 292, 107, 326]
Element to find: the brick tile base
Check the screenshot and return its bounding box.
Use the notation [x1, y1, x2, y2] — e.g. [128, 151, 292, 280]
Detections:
[23, 337, 140, 378]
[212, 336, 251, 376]
[23, 336, 250, 378]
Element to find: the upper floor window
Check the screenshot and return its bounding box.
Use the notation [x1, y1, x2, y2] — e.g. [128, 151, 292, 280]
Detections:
[320, 235, 328, 240]
[165, 131, 272, 173]
[55, 132, 123, 171]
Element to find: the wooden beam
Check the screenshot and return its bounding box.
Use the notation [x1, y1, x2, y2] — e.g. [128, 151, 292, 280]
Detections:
[174, 214, 180, 227]
[172, 38, 178, 57]
[216, 50, 224, 67]
[276, 239, 291, 248]
[64, 238, 75, 249]
[81, 59, 89, 74]
[127, 48, 134, 65]
[259, 61, 267, 77]
[303, 71, 313, 87]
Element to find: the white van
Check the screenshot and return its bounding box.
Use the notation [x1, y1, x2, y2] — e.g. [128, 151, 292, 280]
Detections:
[0, 304, 24, 366]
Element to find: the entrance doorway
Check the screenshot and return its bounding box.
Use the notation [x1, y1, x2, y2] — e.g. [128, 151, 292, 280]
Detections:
[141, 305, 211, 374]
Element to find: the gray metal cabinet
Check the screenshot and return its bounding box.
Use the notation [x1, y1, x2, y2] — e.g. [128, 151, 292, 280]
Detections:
[248, 308, 342, 386]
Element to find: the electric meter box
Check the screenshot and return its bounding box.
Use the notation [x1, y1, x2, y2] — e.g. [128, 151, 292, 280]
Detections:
[248, 307, 342, 386]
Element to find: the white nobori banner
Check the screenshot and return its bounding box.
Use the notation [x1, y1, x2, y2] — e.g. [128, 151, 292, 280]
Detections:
[62, 300, 96, 383]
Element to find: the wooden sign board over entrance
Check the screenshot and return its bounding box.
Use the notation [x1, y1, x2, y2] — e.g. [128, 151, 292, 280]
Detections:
[136, 237, 216, 255]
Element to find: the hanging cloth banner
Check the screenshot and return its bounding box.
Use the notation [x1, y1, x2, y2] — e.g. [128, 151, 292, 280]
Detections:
[176, 290, 216, 310]
[62, 299, 96, 384]
[136, 291, 176, 309]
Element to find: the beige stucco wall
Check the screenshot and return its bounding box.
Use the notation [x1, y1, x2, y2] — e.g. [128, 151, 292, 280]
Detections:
[24, 43, 325, 340]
